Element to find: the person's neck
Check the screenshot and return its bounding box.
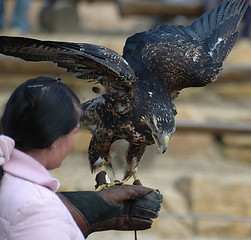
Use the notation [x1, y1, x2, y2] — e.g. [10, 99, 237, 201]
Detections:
[24, 148, 52, 170]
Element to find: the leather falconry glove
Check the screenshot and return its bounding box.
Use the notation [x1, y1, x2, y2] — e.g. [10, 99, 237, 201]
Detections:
[58, 172, 163, 238]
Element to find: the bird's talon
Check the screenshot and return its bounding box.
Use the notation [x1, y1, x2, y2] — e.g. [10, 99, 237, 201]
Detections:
[154, 189, 160, 194]
[95, 180, 122, 191]
[113, 179, 123, 185]
[133, 172, 139, 181]
[95, 184, 109, 191]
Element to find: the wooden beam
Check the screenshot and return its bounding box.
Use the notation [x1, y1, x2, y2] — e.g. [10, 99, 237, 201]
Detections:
[1, 118, 250, 136]
[176, 121, 251, 135]
[1, 57, 251, 83]
[117, 0, 203, 17]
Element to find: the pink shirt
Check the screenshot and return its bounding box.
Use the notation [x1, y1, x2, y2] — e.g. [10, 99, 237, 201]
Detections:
[0, 148, 85, 240]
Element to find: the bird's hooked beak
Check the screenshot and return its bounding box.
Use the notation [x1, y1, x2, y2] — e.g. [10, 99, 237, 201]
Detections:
[152, 133, 170, 154]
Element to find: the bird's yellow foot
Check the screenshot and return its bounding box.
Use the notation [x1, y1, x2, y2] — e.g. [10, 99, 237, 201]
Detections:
[132, 170, 142, 186]
[95, 169, 122, 191]
[95, 180, 122, 191]
[153, 189, 161, 195]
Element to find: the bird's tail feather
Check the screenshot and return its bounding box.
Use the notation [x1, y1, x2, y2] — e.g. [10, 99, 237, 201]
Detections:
[189, 0, 248, 42]
[212, 32, 238, 63]
[205, 14, 239, 47]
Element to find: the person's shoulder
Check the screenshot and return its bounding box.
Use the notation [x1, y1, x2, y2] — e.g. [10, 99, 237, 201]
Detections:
[0, 173, 58, 220]
[0, 182, 82, 240]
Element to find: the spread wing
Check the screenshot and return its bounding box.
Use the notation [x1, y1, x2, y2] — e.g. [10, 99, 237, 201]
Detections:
[0, 36, 136, 97]
[123, 0, 248, 99]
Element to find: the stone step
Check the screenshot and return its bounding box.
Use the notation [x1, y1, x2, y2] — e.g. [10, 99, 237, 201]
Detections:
[1, 55, 251, 82]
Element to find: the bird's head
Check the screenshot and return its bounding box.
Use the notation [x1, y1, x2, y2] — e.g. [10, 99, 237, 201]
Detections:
[150, 114, 176, 154]
[152, 130, 171, 154]
[143, 106, 176, 154]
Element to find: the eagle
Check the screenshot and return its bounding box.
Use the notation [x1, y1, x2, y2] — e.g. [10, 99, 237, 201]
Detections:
[0, 0, 248, 181]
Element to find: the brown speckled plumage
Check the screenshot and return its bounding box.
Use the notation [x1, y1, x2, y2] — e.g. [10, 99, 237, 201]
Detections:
[0, 0, 248, 180]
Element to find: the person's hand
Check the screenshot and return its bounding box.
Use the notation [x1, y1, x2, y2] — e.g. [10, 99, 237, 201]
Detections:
[58, 173, 163, 237]
[94, 183, 163, 233]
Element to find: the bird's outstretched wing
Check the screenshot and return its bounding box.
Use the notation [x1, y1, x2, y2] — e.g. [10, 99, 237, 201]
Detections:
[0, 36, 136, 96]
[123, 0, 248, 99]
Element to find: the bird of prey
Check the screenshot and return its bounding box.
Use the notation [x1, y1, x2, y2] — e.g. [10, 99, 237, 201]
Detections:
[0, 0, 248, 181]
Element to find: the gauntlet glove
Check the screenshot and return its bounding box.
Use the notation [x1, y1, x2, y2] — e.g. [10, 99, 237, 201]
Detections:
[58, 184, 162, 237]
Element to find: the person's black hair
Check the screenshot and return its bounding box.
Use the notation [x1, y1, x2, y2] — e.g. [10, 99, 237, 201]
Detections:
[1, 76, 82, 151]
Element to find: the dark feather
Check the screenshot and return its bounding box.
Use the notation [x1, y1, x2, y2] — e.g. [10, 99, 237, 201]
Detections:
[123, 0, 248, 98]
[0, 0, 248, 180]
[0, 36, 136, 90]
